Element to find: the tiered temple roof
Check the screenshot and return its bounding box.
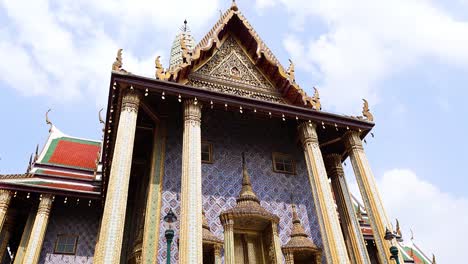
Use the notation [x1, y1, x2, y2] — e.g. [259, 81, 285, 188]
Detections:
[0, 125, 102, 198]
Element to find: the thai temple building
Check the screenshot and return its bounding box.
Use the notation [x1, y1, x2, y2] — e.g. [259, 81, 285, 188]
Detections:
[0, 1, 435, 264]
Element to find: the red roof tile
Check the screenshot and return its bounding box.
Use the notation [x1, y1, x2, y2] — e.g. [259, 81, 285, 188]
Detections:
[43, 137, 100, 170]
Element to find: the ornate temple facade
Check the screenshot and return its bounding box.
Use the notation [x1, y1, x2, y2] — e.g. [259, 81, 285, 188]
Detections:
[0, 2, 435, 264]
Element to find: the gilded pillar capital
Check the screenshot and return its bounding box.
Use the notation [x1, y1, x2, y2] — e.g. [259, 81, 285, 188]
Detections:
[0, 190, 12, 209]
[343, 131, 364, 151]
[297, 122, 318, 147]
[325, 153, 345, 179]
[122, 90, 141, 113]
[221, 217, 234, 228]
[37, 194, 54, 215]
[183, 99, 202, 125]
[0, 190, 12, 232]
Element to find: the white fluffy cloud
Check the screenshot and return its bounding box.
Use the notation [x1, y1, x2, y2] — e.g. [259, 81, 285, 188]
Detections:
[350, 169, 468, 263]
[257, 0, 468, 113]
[0, 0, 220, 105]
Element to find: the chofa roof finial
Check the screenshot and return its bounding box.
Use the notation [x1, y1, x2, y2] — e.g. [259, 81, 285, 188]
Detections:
[112, 48, 128, 73]
[45, 109, 53, 132]
[362, 99, 374, 122]
[34, 144, 39, 162]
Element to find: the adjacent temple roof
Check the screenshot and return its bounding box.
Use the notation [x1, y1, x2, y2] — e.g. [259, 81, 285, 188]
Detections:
[0, 124, 102, 198]
[351, 196, 434, 264]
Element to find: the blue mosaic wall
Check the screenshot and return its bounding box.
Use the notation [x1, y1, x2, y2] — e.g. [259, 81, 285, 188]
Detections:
[158, 109, 323, 263]
[39, 204, 100, 264]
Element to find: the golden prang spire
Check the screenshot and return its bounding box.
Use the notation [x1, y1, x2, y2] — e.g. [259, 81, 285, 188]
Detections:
[237, 152, 260, 204]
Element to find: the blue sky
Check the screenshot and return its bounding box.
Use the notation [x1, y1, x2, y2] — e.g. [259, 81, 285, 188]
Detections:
[1, 0, 467, 262]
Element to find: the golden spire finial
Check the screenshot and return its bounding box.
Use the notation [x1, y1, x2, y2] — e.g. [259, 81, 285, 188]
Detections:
[238, 152, 259, 202]
[45, 109, 53, 132]
[27, 153, 33, 172]
[230, 0, 238, 11]
[432, 254, 436, 264]
[362, 98, 374, 122]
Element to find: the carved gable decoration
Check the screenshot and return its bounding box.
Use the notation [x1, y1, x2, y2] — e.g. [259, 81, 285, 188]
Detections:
[188, 35, 287, 104]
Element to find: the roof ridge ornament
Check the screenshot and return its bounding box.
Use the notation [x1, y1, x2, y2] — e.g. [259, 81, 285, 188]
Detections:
[155, 56, 171, 81]
[45, 109, 53, 132]
[26, 153, 33, 173]
[361, 98, 374, 122]
[112, 48, 128, 73]
[286, 59, 295, 83]
[34, 144, 39, 162]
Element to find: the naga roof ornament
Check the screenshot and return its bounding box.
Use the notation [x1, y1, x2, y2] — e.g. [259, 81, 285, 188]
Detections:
[361, 99, 374, 122]
[155, 56, 171, 81]
[112, 48, 128, 73]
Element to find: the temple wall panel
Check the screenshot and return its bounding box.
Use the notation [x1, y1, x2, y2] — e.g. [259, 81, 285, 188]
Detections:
[38, 205, 100, 264]
[158, 109, 323, 263]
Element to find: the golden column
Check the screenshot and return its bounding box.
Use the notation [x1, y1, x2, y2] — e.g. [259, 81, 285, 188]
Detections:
[0, 190, 12, 231]
[344, 131, 392, 263]
[221, 218, 235, 264]
[14, 208, 36, 264]
[23, 194, 53, 264]
[179, 99, 203, 263]
[298, 122, 350, 264]
[94, 90, 140, 264]
[325, 154, 371, 264]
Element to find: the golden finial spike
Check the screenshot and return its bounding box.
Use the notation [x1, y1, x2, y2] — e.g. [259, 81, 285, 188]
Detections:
[432, 254, 436, 264]
[34, 144, 39, 161]
[45, 109, 53, 132]
[362, 98, 374, 122]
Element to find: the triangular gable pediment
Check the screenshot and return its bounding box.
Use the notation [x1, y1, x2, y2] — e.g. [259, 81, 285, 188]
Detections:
[170, 4, 317, 108]
[188, 35, 287, 104]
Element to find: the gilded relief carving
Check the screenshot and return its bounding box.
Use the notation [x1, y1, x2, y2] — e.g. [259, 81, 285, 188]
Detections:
[189, 35, 287, 103]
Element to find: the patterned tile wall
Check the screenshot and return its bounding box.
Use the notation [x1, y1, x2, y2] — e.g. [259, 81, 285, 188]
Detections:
[38, 204, 100, 264]
[158, 109, 323, 263]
